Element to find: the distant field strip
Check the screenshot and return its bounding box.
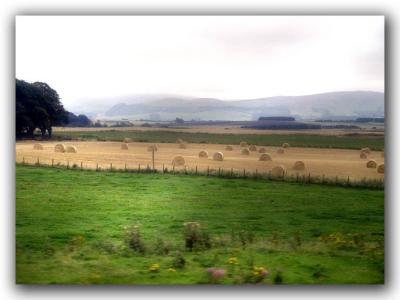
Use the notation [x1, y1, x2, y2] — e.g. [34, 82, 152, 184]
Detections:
[52, 129, 385, 150]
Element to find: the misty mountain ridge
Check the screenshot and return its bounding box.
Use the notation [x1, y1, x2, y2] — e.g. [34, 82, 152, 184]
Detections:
[98, 91, 384, 121]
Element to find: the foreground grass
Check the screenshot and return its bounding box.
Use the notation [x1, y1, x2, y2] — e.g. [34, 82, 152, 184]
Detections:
[52, 130, 384, 150]
[16, 165, 384, 284]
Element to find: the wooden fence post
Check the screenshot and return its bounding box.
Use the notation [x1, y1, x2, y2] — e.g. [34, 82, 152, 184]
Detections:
[125, 163, 127, 172]
[51, 159, 54, 167]
[230, 168, 233, 177]
[255, 169, 258, 178]
[138, 163, 141, 173]
[218, 167, 221, 177]
[162, 164, 165, 173]
[110, 163, 113, 171]
[195, 165, 198, 175]
[207, 166, 210, 176]
[81, 161, 83, 170]
[152, 149, 155, 170]
[172, 165, 175, 174]
[308, 173, 311, 183]
[22, 157, 25, 165]
[67, 160, 69, 169]
[243, 168, 246, 178]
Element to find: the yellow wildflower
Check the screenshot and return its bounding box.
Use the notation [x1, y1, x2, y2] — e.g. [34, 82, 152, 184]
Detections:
[228, 257, 239, 265]
[168, 268, 176, 273]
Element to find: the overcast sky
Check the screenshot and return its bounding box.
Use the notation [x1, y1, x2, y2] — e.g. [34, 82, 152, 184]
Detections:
[16, 16, 384, 111]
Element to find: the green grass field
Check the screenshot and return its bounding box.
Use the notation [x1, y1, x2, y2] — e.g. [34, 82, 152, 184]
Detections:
[16, 165, 384, 284]
[53, 129, 385, 150]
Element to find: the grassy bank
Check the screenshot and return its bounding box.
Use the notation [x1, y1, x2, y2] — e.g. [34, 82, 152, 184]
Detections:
[16, 165, 384, 284]
[52, 130, 385, 150]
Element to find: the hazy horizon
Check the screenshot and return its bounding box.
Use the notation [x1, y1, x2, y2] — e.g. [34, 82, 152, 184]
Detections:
[16, 16, 384, 112]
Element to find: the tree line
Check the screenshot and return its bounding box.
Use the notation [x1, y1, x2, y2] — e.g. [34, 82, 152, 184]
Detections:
[16, 79, 92, 138]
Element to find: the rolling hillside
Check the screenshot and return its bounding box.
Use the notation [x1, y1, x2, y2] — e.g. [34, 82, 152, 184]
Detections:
[100, 91, 384, 121]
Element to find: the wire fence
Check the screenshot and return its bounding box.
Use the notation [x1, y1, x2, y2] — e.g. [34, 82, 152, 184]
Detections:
[16, 155, 384, 190]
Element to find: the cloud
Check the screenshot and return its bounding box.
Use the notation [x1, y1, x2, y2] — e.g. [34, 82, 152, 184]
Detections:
[16, 16, 384, 111]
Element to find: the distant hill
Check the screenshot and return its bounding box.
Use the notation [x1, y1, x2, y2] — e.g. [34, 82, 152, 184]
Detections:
[101, 91, 384, 121]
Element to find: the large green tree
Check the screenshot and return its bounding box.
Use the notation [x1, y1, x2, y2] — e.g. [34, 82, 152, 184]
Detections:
[16, 79, 68, 138]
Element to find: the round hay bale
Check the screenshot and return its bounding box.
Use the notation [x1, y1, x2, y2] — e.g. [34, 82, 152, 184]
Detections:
[66, 145, 78, 153]
[123, 137, 132, 143]
[249, 145, 257, 152]
[240, 141, 248, 147]
[277, 148, 285, 154]
[377, 164, 384, 174]
[259, 153, 272, 161]
[282, 143, 290, 148]
[258, 147, 267, 153]
[54, 143, 66, 153]
[121, 143, 129, 150]
[33, 143, 43, 150]
[241, 148, 250, 155]
[361, 147, 371, 154]
[212, 152, 224, 161]
[360, 152, 367, 159]
[366, 160, 377, 168]
[293, 161, 305, 170]
[176, 138, 184, 144]
[225, 145, 233, 151]
[147, 145, 158, 152]
[172, 155, 185, 166]
[271, 165, 286, 177]
[179, 143, 188, 149]
[198, 150, 209, 158]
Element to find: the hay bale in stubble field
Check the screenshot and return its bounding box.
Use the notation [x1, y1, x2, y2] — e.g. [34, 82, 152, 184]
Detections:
[123, 138, 132, 143]
[147, 145, 158, 152]
[198, 150, 209, 158]
[212, 152, 224, 161]
[66, 145, 78, 153]
[293, 161, 305, 170]
[360, 152, 368, 159]
[240, 141, 248, 147]
[241, 148, 250, 155]
[179, 143, 188, 149]
[277, 148, 285, 154]
[249, 145, 257, 152]
[172, 156, 185, 166]
[176, 138, 184, 144]
[258, 147, 266, 153]
[121, 143, 129, 150]
[54, 144, 66, 153]
[271, 165, 286, 177]
[377, 164, 384, 174]
[366, 160, 377, 168]
[33, 143, 43, 150]
[259, 153, 272, 161]
[361, 147, 371, 154]
[225, 145, 233, 151]
[282, 143, 290, 148]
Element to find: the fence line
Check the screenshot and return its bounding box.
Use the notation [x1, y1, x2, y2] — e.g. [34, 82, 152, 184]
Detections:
[16, 155, 384, 189]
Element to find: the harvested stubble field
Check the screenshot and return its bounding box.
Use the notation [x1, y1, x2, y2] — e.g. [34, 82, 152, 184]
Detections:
[16, 140, 384, 181]
[16, 165, 384, 284]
